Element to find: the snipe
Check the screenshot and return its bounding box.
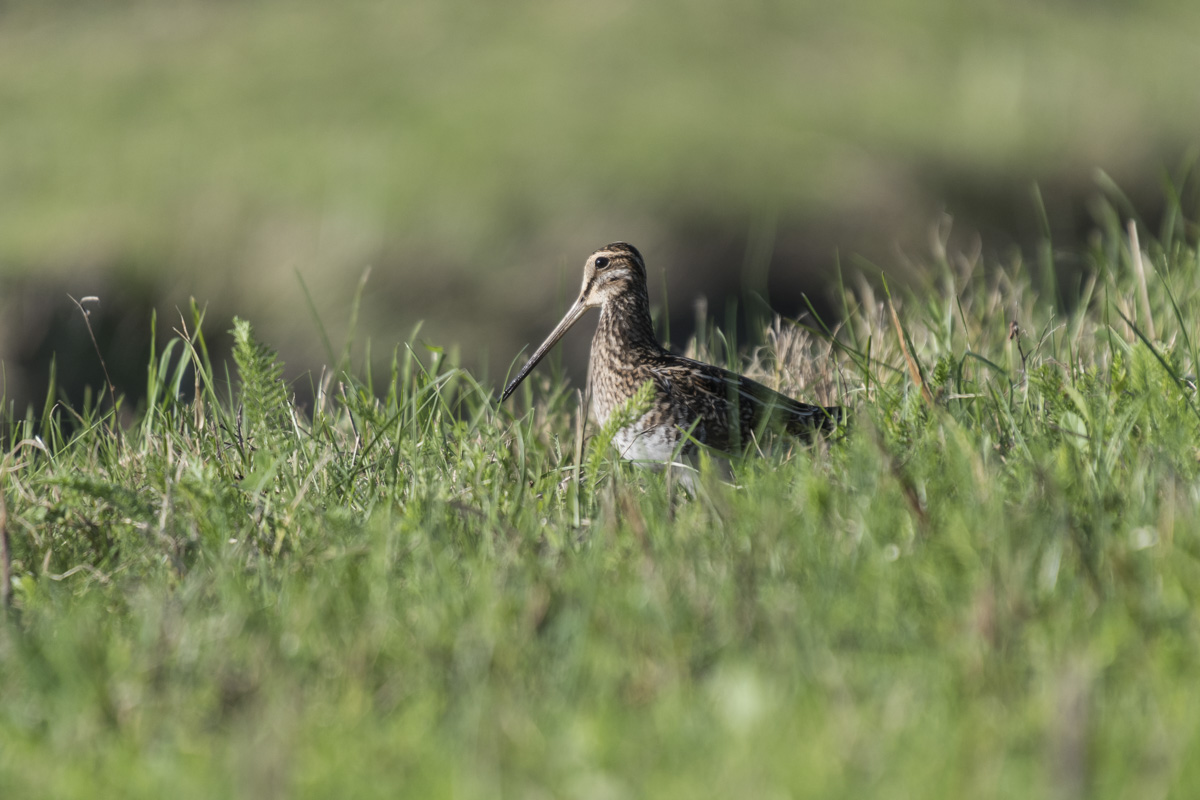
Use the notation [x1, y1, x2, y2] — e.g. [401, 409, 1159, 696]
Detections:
[501, 243, 842, 465]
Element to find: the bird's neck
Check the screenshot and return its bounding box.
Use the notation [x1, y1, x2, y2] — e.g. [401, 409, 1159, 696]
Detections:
[594, 287, 662, 361]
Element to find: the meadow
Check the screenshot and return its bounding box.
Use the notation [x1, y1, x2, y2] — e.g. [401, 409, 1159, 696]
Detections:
[2, 186, 1199, 798]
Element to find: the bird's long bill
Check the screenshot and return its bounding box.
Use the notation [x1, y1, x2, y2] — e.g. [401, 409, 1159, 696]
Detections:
[501, 297, 590, 402]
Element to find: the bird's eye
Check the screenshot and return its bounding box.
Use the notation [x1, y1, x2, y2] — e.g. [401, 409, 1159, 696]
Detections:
[594, 256, 610, 269]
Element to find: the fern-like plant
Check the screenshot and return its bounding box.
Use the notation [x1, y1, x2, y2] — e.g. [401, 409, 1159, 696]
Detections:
[231, 318, 293, 451]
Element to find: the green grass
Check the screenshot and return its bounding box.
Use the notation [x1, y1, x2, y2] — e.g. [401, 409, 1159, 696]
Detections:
[3, 194, 1200, 798]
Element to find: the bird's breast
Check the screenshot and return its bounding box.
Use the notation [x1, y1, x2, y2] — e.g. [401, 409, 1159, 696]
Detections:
[588, 354, 641, 424]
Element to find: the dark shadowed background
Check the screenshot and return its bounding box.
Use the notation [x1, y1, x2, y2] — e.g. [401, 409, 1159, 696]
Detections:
[2, 0, 1198, 414]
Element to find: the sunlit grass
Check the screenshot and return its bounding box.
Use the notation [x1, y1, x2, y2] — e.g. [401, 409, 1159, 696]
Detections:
[1, 191, 1199, 797]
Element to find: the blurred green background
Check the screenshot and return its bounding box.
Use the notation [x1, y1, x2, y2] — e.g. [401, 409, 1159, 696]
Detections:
[2, 0, 1198, 411]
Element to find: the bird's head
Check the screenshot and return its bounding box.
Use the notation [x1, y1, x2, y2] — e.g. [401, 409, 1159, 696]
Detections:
[501, 242, 646, 402]
[574, 242, 646, 309]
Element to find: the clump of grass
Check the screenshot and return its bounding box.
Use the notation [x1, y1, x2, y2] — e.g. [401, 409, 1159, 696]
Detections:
[2, 191, 1200, 798]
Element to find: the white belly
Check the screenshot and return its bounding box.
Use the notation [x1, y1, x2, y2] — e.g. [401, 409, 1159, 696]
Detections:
[609, 412, 679, 465]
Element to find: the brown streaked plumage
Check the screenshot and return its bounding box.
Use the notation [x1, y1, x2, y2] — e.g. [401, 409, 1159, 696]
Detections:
[501, 242, 842, 464]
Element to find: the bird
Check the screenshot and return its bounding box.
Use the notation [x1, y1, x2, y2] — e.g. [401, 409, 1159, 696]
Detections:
[501, 242, 843, 466]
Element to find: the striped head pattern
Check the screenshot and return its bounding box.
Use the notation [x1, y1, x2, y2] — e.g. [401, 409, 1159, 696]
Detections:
[577, 242, 647, 308]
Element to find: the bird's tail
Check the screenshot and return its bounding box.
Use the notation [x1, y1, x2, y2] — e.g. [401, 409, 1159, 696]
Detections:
[786, 403, 845, 438]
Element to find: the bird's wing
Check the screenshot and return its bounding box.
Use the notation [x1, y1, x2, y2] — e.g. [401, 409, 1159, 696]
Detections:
[647, 356, 841, 449]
